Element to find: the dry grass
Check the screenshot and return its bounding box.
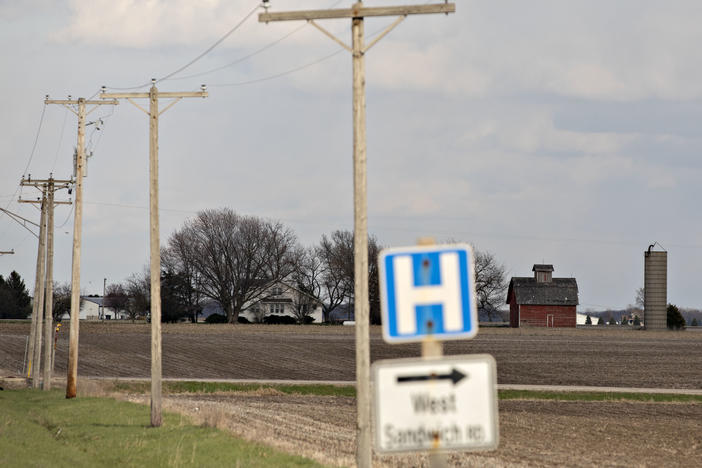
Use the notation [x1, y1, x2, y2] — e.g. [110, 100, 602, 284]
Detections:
[98, 388, 702, 468]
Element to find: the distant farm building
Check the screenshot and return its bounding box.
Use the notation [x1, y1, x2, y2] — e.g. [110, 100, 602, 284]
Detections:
[200, 282, 323, 323]
[56, 296, 127, 321]
[506, 264, 578, 328]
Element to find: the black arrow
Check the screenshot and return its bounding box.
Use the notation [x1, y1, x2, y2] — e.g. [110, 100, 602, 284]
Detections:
[397, 368, 467, 385]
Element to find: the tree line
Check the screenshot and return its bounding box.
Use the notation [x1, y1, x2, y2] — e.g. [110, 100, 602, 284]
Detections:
[102, 208, 508, 324]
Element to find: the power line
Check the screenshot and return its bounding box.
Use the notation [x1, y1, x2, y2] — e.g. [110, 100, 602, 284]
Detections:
[168, 0, 348, 82]
[207, 17, 406, 88]
[210, 48, 345, 87]
[158, 2, 260, 82]
[22, 104, 48, 178]
[56, 203, 74, 229]
[51, 107, 69, 173]
[104, 1, 261, 91]
[0, 104, 48, 237]
[168, 23, 308, 81]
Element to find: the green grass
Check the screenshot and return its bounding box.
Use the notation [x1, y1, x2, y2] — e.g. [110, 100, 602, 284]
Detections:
[107, 380, 701, 403]
[0, 389, 327, 468]
[112, 380, 357, 397]
[498, 389, 702, 403]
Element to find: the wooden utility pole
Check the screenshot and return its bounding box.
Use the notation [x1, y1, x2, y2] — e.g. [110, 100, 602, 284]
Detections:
[44, 96, 118, 398]
[101, 82, 207, 427]
[259, 3, 455, 466]
[19, 176, 72, 390]
[26, 194, 46, 387]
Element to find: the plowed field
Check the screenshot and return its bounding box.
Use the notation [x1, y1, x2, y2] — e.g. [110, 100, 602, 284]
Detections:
[1, 322, 700, 388]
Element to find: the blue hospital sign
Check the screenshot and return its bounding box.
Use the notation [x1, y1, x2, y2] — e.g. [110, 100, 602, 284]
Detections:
[379, 244, 478, 343]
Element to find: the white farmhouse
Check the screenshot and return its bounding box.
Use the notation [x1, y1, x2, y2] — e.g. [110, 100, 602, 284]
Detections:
[202, 282, 323, 323]
[57, 296, 127, 321]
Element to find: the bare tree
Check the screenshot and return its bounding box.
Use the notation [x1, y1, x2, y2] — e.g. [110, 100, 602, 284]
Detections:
[316, 230, 382, 323]
[635, 287, 645, 309]
[317, 231, 354, 322]
[125, 269, 150, 322]
[51, 282, 72, 321]
[167, 208, 299, 323]
[103, 283, 129, 319]
[473, 249, 508, 322]
[288, 247, 323, 324]
[162, 232, 205, 323]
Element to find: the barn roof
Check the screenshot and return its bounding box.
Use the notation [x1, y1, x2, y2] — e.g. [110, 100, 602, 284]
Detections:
[506, 277, 579, 306]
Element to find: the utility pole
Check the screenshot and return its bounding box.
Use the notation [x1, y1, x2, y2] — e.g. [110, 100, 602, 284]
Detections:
[44, 95, 118, 399]
[101, 81, 207, 427]
[102, 277, 106, 319]
[19, 176, 72, 390]
[26, 193, 46, 387]
[259, 3, 455, 466]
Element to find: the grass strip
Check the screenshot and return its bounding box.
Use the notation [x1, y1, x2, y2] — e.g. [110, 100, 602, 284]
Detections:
[108, 380, 701, 403]
[0, 389, 326, 468]
[498, 389, 702, 403]
[111, 380, 357, 397]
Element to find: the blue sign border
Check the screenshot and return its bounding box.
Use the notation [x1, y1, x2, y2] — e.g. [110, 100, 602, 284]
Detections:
[378, 244, 478, 343]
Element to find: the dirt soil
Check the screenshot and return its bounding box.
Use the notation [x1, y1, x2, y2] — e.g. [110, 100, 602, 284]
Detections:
[116, 390, 701, 467]
[1, 322, 700, 388]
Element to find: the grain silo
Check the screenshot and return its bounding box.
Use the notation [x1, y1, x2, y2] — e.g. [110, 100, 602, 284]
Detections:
[644, 246, 667, 330]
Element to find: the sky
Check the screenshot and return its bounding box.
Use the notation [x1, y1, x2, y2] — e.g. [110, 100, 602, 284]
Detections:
[1, 0, 701, 311]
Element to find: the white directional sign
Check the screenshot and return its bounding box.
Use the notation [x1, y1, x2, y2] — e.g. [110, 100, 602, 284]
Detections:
[379, 244, 477, 343]
[373, 355, 499, 453]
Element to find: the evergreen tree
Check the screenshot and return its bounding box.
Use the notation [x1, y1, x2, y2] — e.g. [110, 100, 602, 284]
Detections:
[691, 318, 699, 327]
[0, 271, 32, 319]
[667, 304, 686, 330]
[585, 315, 592, 325]
[597, 317, 604, 325]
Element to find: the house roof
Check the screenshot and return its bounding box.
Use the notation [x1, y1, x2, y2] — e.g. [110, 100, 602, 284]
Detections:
[532, 264, 554, 272]
[81, 296, 104, 306]
[506, 277, 578, 306]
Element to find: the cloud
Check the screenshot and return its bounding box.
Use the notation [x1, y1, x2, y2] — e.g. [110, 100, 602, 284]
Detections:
[53, 0, 702, 102]
[55, 0, 271, 47]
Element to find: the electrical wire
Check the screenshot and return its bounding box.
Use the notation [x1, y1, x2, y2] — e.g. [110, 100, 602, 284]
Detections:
[104, 1, 261, 91]
[209, 48, 345, 87]
[84, 201, 199, 215]
[158, 2, 261, 82]
[159, 0, 346, 83]
[167, 23, 308, 81]
[0, 104, 48, 238]
[56, 203, 75, 229]
[22, 104, 47, 178]
[85, 105, 117, 162]
[51, 107, 69, 173]
[207, 17, 396, 88]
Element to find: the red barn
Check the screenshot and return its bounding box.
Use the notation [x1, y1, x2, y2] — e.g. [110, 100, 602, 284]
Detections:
[506, 264, 578, 328]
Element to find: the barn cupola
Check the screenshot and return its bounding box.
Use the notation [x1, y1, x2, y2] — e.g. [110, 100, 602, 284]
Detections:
[532, 264, 554, 283]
